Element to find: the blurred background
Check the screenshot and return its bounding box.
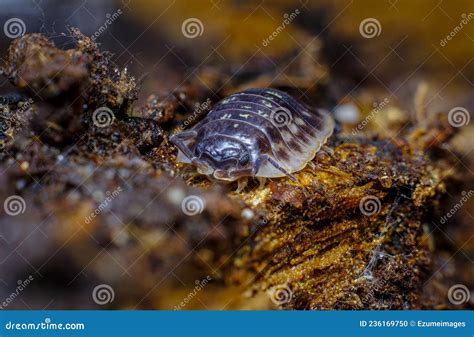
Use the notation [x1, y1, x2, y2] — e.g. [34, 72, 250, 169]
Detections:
[1, 0, 473, 111]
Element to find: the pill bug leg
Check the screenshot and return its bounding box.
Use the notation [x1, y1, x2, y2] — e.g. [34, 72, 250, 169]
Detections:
[321, 145, 334, 157]
[228, 167, 255, 180]
[257, 177, 267, 189]
[236, 178, 248, 193]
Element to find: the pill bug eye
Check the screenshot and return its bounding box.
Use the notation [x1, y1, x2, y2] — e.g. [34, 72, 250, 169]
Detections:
[239, 152, 250, 166]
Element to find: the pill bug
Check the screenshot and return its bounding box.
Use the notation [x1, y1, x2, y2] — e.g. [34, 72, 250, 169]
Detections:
[170, 88, 334, 181]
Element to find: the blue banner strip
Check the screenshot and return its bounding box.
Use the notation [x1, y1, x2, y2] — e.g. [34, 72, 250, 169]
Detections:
[0, 310, 472, 337]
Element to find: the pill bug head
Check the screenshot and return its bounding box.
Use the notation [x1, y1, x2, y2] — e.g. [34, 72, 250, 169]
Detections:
[194, 135, 251, 180]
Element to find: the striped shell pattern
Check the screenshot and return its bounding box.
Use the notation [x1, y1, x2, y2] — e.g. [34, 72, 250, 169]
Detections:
[170, 88, 334, 181]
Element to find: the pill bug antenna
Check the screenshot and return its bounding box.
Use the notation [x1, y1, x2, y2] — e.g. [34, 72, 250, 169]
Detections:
[266, 157, 297, 182]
